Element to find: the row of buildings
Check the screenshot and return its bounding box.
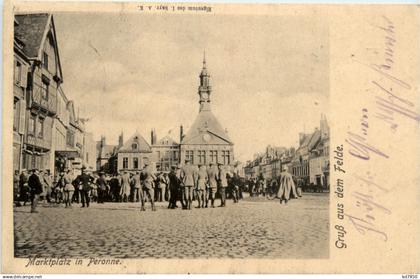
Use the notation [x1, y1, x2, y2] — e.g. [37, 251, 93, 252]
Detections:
[243, 114, 330, 189]
[13, 13, 96, 176]
[96, 54, 236, 174]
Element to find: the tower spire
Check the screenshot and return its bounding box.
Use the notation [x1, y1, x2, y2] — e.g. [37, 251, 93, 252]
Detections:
[203, 49, 206, 68]
[198, 52, 211, 112]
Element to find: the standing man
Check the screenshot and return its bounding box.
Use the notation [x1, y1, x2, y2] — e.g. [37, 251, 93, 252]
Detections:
[141, 163, 156, 211]
[14, 170, 20, 207]
[206, 163, 218, 208]
[132, 171, 142, 203]
[231, 172, 240, 203]
[196, 165, 208, 208]
[74, 167, 94, 208]
[96, 172, 107, 204]
[120, 171, 131, 202]
[277, 166, 294, 204]
[28, 169, 43, 213]
[19, 169, 29, 206]
[180, 159, 197, 210]
[167, 166, 179, 209]
[43, 170, 53, 203]
[217, 163, 228, 207]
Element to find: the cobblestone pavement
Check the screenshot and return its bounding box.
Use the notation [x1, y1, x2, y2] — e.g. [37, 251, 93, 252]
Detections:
[14, 193, 329, 259]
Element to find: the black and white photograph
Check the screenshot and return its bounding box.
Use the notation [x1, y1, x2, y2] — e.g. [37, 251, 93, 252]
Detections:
[11, 10, 331, 260]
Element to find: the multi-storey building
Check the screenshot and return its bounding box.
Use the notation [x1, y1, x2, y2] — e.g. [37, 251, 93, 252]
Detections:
[150, 129, 179, 172]
[15, 13, 63, 171]
[13, 18, 30, 173]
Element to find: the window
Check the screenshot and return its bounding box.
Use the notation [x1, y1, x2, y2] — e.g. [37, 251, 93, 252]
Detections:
[123, 157, 128, 169]
[157, 151, 161, 160]
[86, 152, 89, 164]
[41, 79, 49, 100]
[14, 61, 22, 84]
[132, 143, 138, 150]
[173, 150, 178, 159]
[186, 150, 194, 164]
[198, 150, 206, 164]
[43, 51, 49, 70]
[133, 157, 139, 169]
[13, 98, 19, 132]
[222, 150, 230, 165]
[66, 130, 75, 147]
[28, 114, 36, 135]
[38, 118, 44, 138]
[210, 150, 218, 163]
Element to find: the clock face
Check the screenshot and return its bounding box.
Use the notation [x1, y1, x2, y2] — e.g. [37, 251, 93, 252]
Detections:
[203, 134, 211, 142]
[202, 92, 208, 100]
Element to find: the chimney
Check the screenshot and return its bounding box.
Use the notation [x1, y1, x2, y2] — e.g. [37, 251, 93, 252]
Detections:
[118, 132, 124, 148]
[180, 125, 184, 142]
[100, 136, 106, 147]
[151, 129, 157, 145]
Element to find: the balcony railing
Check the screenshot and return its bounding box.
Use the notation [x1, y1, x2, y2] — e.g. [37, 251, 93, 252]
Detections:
[30, 86, 57, 115]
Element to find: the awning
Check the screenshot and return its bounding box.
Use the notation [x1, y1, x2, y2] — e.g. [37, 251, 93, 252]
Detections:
[55, 150, 80, 159]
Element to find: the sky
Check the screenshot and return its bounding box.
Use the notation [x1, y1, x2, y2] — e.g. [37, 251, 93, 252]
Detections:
[54, 12, 329, 162]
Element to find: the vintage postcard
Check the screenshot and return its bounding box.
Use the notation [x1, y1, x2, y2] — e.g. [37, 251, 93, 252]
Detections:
[2, 1, 419, 274]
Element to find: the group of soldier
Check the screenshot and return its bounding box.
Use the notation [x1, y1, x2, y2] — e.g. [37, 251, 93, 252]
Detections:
[13, 158, 243, 213]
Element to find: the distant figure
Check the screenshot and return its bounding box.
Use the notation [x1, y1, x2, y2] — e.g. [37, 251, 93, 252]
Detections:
[28, 169, 43, 213]
[206, 163, 218, 208]
[276, 167, 295, 204]
[19, 169, 30, 205]
[168, 166, 180, 209]
[96, 172, 107, 204]
[141, 163, 156, 211]
[132, 171, 143, 203]
[180, 159, 197, 210]
[217, 163, 228, 207]
[74, 167, 94, 208]
[120, 171, 131, 202]
[63, 169, 74, 208]
[196, 165, 208, 208]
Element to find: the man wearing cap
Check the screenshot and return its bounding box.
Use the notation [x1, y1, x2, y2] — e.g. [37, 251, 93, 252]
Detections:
[180, 159, 197, 210]
[206, 163, 218, 208]
[196, 164, 208, 208]
[74, 167, 95, 208]
[133, 171, 143, 203]
[120, 171, 131, 203]
[19, 169, 30, 206]
[28, 169, 43, 213]
[217, 163, 228, 207]
[96, 172, 107, 204]
[141, 163, 156, 211]
[167, 166, 180, 209]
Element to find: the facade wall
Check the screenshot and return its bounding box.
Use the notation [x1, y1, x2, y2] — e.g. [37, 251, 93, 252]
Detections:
[117, 152, 153, 171]
[179, 144, 234, 166]
[152, 145, 179, 171]
[83, 132, 97, 171]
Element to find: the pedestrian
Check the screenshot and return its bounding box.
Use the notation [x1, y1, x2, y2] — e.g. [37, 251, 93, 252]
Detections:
[96, 172, 107, 204]
[206, 163, 218, 208]
[141, 163, 156, 211]
[276, 166, 295, 204]
[28, 169, 43, 213]
[195, 164, 207, 208]
[19, 169, 30, 206]
[132, 171, 143, 203]
[167, 166, 180, 209]
[231, 173, 240, 203]
[74, 167, 94, 208]
[180, 159, 197, 210]
[217, 163, 228, 207]
[63, 169, 75, 208]
[155, 172, 165, 202]
[120, 171, 131, 202]
[14, 170, 21, 207]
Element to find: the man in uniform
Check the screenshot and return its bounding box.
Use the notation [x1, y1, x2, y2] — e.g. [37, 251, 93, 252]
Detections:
[196, 164, 208, 208]
[206, 163, 218, 208]
[74, 167, 95, 208]
[141, 163, 156, 211]
[180, 159, 197, 210]
[168, 166, 180, 209]
[217, 163, 228, 207]
[132, 171, 142, 203]
[28, 169, 43, 213]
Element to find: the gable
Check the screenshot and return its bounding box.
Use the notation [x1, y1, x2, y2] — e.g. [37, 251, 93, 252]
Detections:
[182, 110, 232, 145]
[118, 132, 151, 153]
[182, 131, 232, 145]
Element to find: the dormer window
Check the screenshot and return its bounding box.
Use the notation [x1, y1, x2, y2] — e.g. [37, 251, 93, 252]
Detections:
[132, 143, 138, 150]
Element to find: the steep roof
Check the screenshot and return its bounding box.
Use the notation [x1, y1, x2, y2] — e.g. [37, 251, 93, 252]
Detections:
[181, 109, 232, 145]
[15, 13, 49, 58]
[96, 142, 116, 158]
[156, 135, 178, 146]
[117, 132, 151, 153]
[14, 13, 63, 81]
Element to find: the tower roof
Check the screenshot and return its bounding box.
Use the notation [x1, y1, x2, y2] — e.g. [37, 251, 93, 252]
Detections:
[181, 109, 232, 145]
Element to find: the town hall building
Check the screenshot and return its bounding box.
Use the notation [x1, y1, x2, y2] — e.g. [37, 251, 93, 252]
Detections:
[179, 55, 234, 166]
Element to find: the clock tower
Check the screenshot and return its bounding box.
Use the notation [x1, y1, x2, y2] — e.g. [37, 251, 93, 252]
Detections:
[199, 51, 212, 112]
[179, 53, 235, 167]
